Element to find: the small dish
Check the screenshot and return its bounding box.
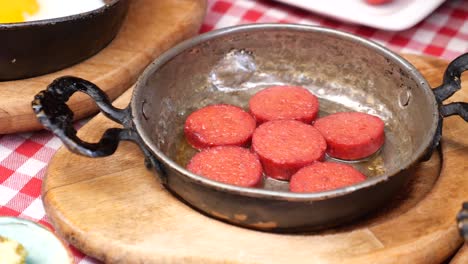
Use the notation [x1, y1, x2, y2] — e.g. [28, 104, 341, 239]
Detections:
[0, 0, 129, 81]
[0, 217, 73, 264]
[275, 0, 446, 31]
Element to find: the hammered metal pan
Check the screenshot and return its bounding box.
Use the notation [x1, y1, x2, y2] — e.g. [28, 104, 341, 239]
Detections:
[32, 24, 468, 232]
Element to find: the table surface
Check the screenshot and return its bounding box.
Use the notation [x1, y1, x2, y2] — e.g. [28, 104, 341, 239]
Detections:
[0, 0, 466, 263]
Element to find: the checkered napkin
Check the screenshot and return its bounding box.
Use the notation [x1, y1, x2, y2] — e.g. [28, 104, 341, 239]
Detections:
[0, 0, 466, 263]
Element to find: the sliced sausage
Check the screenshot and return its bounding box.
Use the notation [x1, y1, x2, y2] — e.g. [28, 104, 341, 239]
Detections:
[184, 104, 256, 149]
[314, 112, 385, 160]
[252, 120, 327, 180]
[187, 146, 263, 187]
[365, 0, 392, 5]
[290, 162, 366, 193]
[249, 86, 319, 124]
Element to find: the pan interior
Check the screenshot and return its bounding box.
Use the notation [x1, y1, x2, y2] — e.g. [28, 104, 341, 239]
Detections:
[134, 26, 436, 193]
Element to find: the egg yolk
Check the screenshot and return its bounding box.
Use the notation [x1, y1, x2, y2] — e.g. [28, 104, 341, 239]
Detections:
[0, 0, 40, 23]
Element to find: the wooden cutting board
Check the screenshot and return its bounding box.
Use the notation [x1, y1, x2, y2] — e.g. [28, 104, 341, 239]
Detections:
[0, 0, 206, 134]
[42, 54, 468, 263]
[451, 245, 468, 264]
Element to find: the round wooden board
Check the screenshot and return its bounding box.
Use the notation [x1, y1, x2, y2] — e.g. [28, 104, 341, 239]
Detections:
[0, 0, 206, 134]
[451, 245, 468, 264]
[43, 54, 468, 263]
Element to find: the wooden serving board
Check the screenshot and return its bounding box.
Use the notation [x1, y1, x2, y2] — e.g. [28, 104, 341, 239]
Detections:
[0, 0, 206, 134]
[451, 245, 468, 264]
[42, 54, 468, 263]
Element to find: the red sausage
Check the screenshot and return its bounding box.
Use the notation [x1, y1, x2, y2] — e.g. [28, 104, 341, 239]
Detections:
[252, 120, 327, 180]
[314, 112, 385, 160]
[187, 146, 263, 187]
[249, 86, 319, 124]
[290, 162, 366, 193]
[184, 104, 256, 149]
[365, 0, 392, 5]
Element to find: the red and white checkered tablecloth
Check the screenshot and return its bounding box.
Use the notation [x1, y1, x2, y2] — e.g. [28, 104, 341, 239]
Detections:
[0, 0, 466, 263]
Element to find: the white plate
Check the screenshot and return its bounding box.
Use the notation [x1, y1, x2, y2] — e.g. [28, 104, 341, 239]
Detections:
[0, 217, 73, 264]
[275, 0, 446, 31]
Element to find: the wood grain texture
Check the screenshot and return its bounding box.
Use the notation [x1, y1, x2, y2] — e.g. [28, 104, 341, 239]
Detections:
[0, 0, 206, 134]
[43, 54, 467, 263]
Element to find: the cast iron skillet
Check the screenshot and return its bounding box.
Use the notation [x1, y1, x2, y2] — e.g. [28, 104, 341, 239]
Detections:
[0, 0, 128, 81]
[32, 24, 467, 232]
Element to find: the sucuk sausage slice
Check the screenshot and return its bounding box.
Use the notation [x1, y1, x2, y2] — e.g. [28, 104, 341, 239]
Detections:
[313, 112, 385, 160]
[249, 86, 319, 124]
[187, 146, 263, 187]
[365, 0, 393, 5]
[251, 120, 327, 181]
[289, 162, 366, 193]
[184, 104, 256, 149]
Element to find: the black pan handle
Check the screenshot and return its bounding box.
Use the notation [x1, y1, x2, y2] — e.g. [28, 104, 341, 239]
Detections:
[422, 53, 468, 161]
[32, 76, 161, 171]
[457, 202, 468, 241]
[433, 52, 468, 104]
[457, 202, 468, 242]
[427, 54, 467, 243]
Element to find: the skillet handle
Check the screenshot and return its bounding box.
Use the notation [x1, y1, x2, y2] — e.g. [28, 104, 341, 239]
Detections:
[457, 202, 468, 241]
[426, 54, 468, 243]
[433, 52, 468, 104]
[32, 76, 160, 170]
[422, 53, 468, 161]
[434, 52, 468, 120]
